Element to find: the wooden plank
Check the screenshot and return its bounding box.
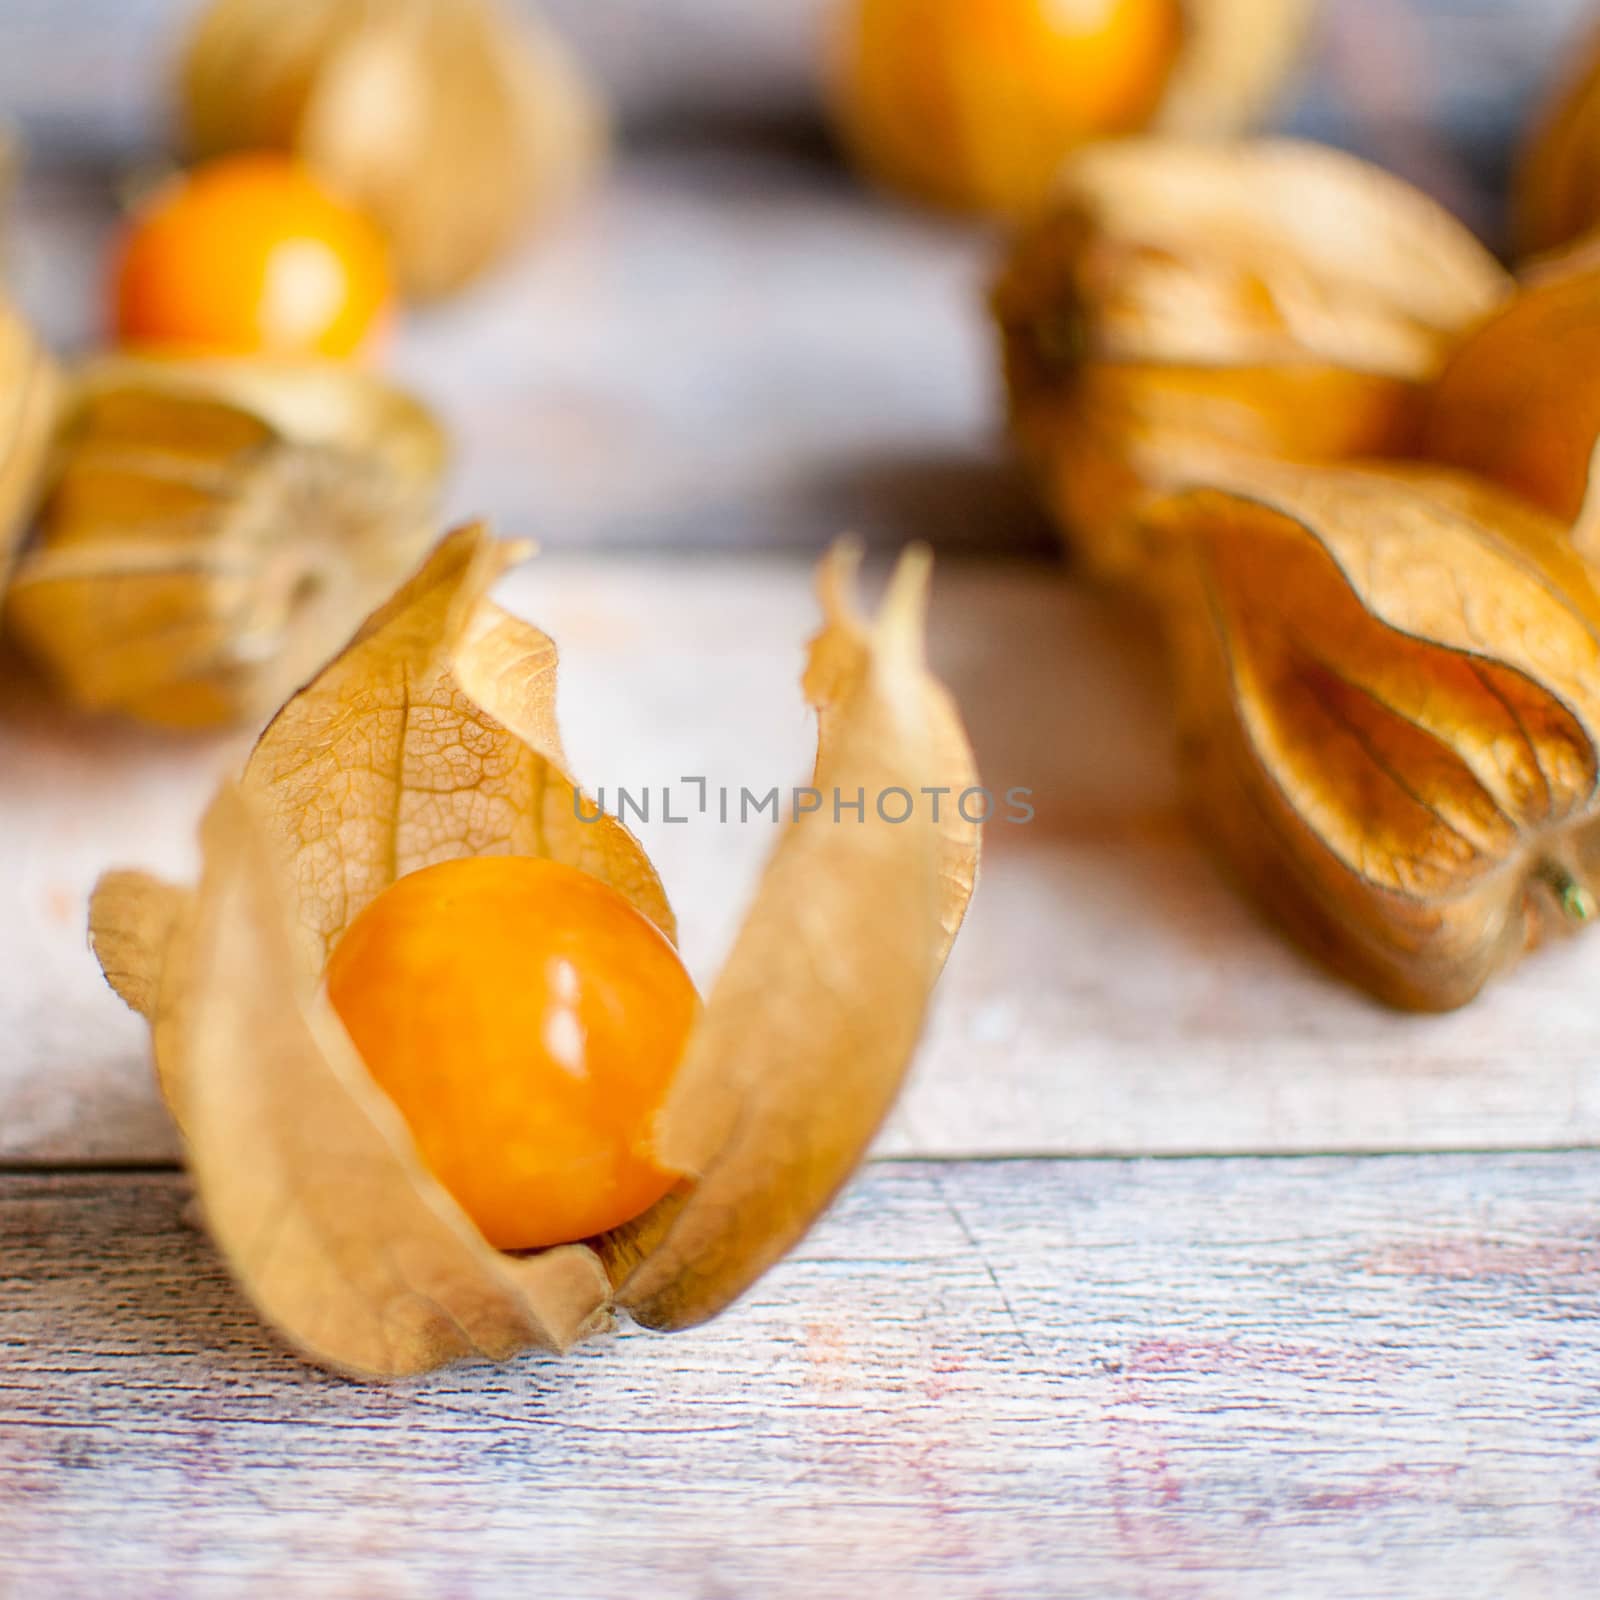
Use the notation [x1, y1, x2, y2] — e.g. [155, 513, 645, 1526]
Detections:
[9, 556, 1600, 1165]
[4, 1155, 1600, 1597]
[390, 147, 1044, 557]
[9, 147, 1051, 555]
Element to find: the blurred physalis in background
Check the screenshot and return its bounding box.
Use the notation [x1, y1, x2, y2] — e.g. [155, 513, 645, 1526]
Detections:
[828, 0, 1312, 216]
[0, 291, 62, 594]
[3, 356, 446, 729]
[1424, 242, 1600, 539]
[112, 154, 393, 359]
[179, 0, 608, 300]
[1518, 12, 1600, 261]
[991, 138, 1508, 588]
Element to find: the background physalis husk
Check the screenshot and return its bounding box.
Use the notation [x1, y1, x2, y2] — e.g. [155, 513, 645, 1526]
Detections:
[992, 138, 1510, 589]
[830, 0, 1312, 217]
[180, 0, 608, 300]
[3, 354, 447, 729]
[1149, 0, 1311, 140]
[1145, 460, 1600, 1012]
[0, 290, 62, 595]
[88, 524, 979, 1377]
[1516, 13, 1600, 262]
[1423, 244, 1600, 549]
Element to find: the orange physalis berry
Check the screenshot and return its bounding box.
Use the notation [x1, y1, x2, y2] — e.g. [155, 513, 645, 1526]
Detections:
[325, 856, 698, 1252]
[834, 0, 1185, 215]
[112, 153, 393, 358]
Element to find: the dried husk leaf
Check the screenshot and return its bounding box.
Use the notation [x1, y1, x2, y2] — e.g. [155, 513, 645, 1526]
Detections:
[802, 543, 979, 962]
[234, 525, 674, 976]
[0, 291, 62, 595]
[181, 0, 608, 299]
[1146, 461, 1600, 1012]
[3, 354, 446, 729]
[184, 783, 617, 1377]
[1423, 248, 1600, 547]
[829, 0, 1309, 217]
[1152, 0, 1313, 139]
[607, 545, 979, 1329]
[993, 138, 1510, 588]
[88, 869, 189, 1024]
[1515, 15, 1600, 261]
[87, 869, 196, 1123]
[89, 525, 979, 1375]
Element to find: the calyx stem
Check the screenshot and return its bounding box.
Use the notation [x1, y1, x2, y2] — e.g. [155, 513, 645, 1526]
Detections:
[1534, 857, 1597, 926]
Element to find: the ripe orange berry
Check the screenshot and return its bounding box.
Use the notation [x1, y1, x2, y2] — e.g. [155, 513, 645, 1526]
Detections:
[325, 856, 698, 1252]
[112, 153, 393, 358]
[834, 0, 1185, 215]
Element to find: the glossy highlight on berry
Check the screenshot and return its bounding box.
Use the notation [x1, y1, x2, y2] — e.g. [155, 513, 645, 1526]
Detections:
[112, 153, 393, 358]
[324, 855, 699, 1252]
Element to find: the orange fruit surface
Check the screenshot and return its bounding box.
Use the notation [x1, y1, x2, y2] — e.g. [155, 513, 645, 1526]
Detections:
[112, 153, 393, 357]
[836, 0, 1185, 214]
[326, 856, 699, 1252]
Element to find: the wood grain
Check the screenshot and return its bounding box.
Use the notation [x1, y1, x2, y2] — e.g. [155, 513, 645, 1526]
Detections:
[9, 556, 1600, 1165]
[4, 11, 1599, 1595]
[4, 1155, 1600, 1597]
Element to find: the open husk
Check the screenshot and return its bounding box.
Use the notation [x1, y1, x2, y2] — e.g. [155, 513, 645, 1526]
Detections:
[830, 0, 1311, 217]
[1423, 245, 1600, 547]
[89, 525, 979, 1376]
[0, 291, 62, 594]
[180, 0, 607, 300]
[993, 138, 1510, 588]
[1146, 460, 1600, 1012]
[4, 354, 447, 728]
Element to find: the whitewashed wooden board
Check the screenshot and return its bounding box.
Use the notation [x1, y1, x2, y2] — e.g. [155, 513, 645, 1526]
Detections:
[7, 557, 1600, 1166]
[7, 9, 1600, 1598]
[6, 109, 1600, 1174]
[5, 14, 1600, 1598]
[5, 1155, 1600, 1598]
[9, 149, 1050, 556]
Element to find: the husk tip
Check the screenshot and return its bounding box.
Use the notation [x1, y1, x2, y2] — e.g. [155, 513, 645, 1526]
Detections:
[816, 536, 866, 626]
[87, 868, 185, 1019]
[875, 542, 933, 665]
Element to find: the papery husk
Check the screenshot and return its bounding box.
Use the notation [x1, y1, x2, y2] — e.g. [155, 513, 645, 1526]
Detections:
[1423, 246, 1600, 544]
[180, 0, 607, 300]
[1146, 460, 1600, 1012]
[993, 138, 1510, 588]
[89, 525, 979, 1376]
[830, 0, 1310, 217]
[3, 354, 447, 729]
[1515, 15, 1600, 262]
[606, 544, 978, 1330]
[0, 292, 62, 594]
[1150, 0, 1312, 140]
